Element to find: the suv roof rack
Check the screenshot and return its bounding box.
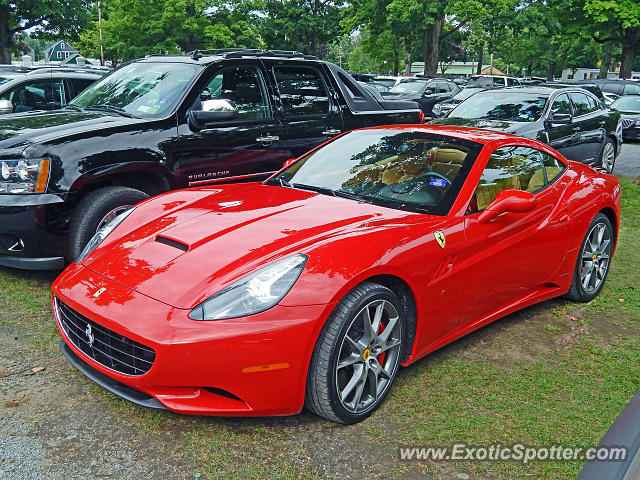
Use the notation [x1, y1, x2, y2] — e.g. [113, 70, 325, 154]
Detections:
[188, 48, 319, 61]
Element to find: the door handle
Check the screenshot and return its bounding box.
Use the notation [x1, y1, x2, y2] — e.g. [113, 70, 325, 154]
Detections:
[572, 126, 581, 132]
[256, 135, 279, 143]
[322, 128, 341, 136]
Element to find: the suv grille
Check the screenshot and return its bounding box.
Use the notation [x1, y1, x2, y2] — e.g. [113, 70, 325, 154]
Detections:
[56, 298, 155, 376]
[621, 118, 636, 128]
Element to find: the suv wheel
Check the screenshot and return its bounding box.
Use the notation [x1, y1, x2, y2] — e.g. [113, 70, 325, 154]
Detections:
[68, 186, 148, 261]
[598, 139, 615, 173]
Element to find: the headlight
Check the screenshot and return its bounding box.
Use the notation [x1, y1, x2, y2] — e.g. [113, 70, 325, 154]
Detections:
[432, 104, 441, 115]
[189, 254, 308, 320]
[76, 208, 135, 263]
[0, 158, 50, 193]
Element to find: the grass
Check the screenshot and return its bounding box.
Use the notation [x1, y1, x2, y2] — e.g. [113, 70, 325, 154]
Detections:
[0, 178, 638, 479]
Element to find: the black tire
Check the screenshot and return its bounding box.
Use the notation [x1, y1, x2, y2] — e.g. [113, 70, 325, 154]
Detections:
[305, 281, 406, 424]
[67, 186, 148, 261]
[565, 213, 613, 302]
[597, 138, 616, 173]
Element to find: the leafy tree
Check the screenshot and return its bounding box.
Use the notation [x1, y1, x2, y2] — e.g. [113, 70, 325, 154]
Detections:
[0, 0, 90, 64]
[585, 0, 640, 78]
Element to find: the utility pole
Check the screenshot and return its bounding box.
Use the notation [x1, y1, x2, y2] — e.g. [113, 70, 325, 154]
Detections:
[98, 1, 105, 66]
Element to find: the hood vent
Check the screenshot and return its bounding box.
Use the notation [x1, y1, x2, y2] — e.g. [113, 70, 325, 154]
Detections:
[155, 236, 189, 252]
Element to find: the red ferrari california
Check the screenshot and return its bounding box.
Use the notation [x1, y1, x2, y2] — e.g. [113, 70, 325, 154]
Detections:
[52, 125, 620, 424]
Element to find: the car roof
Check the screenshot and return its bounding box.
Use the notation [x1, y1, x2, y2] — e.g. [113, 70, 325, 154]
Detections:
[469, 85, 596, 96]
[358, 123, 525, 144]
[138, 48, 321, 66]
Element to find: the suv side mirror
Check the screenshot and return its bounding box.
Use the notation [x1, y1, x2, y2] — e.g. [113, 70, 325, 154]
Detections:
[548, 112, 572, 125]
[478, 189, 536, 224]
[0, 99, 13, 114]
[188, 99, 238, 130]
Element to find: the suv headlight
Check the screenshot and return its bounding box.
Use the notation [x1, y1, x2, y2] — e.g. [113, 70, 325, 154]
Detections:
[0, 158, 50, 193]
[76, 208, 135, 263]
[189, 254, 308, 320]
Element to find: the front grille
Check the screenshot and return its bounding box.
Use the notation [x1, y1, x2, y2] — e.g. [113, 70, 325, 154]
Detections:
[56, 298, 155, 376]
[621, 118, 636, 129]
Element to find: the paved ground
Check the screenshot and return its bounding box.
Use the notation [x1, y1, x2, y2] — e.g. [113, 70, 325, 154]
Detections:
[615, 141, 640, 177]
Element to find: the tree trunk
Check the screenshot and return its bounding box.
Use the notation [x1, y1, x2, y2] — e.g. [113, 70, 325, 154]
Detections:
[0, 6, 11, 64]
[527, 63, 532, 76]
[422, 16, 443, 77]
[476, 45, 483, 74]
[404, 52, 412, 76]
[599, 41, 613, 79]
[620, 27, 638, 79]
[546, 62, 556, 81]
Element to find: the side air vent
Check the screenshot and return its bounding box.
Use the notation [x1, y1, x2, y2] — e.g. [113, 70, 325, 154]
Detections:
[155, 236, 189, 252]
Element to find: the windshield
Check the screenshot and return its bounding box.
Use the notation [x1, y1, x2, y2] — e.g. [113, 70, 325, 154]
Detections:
[387, 80, 428, 95]
[271, 129, 482, 215]
[70, 62, 201, 118]
[612, 95, 640, 112]
[450, 92, 548, 122]
[452, 88, 483, 102]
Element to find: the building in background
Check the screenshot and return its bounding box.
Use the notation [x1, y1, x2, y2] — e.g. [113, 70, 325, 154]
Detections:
[409, 62, 506, 77]
[46, 41, 80, 64]
[562, 67, 640, 81]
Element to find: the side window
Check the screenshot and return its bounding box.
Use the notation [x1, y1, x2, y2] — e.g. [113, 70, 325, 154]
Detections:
[472, 146, 546, 211]
[434, 83, 449, 93]
[1, 79, 64, 112]
[541, 150, 566, 184]
[585, 94, 601, 111]
[202, 66, 270, 120]
[604, 83, 622, 95]
[551, 93, 572, 116]
[337, 72, 364, 99]
[513, 78, 522, 86]
[569, 92, 597, 116]
[623, 83, 640, 95]
[274, 66, 329, 117]
[70, 78, 95, 96]
[506, 78, 515, 86]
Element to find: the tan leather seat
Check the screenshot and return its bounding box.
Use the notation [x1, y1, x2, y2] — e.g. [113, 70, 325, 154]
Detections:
[431, 148, 467, 180]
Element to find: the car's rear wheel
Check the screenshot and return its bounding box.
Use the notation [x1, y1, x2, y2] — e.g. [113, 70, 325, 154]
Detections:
[68, 186, 148, 261]
[565, 213, 613, 302]
[305, 282, 405, 424]
[598, 139, 616, 173]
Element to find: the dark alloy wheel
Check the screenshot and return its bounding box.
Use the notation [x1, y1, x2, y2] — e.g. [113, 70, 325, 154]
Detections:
[306, 282, 406, 424]
[68, 186, 148, 261]
[566, 213, 614, 302]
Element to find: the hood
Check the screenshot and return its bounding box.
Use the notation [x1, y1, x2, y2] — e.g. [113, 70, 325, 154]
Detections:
[82, 183, 423, 309]
[0, 109, 149, 151]
[616, 110, 640, 117]
[429, 117, 526, 134]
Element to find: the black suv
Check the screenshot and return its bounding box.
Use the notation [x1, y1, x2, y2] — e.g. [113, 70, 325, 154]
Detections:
[0, 67, 103, 115]
[0, 49, 422, 270]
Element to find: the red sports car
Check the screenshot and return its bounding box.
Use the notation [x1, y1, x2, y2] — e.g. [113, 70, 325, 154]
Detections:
[52, 125, 620, 424]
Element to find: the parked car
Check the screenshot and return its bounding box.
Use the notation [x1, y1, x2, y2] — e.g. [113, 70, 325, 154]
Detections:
[358, 81, 390, 93]
[610, 95, 640, 141]
[431, 87, 487, 117]
[52, 124, 620, 423]
[0, 67, 101, 114]
[466, 75, 522, 87]
[382, 78, 460, 116]
[431, 86, 621, 172]
[373, 76, 405, 88]
[578, 78, 640, 97]
[0, 49, 423, 270]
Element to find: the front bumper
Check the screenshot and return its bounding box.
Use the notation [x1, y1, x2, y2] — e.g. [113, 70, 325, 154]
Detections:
[0, 193, 66, 270]
[622, 126, 640, 142]
[53, 264, 332, 416]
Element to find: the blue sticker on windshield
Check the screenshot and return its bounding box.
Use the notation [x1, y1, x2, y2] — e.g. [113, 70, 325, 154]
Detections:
[430, 178, 448, 187]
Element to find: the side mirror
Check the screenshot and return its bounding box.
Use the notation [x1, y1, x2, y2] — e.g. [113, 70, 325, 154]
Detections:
[0, 99, 13, 114]
[548, 112, 572, 125]
[188, 99, 238, 130]
[282, 158, 297, 169]
[478, 189, 536, 224]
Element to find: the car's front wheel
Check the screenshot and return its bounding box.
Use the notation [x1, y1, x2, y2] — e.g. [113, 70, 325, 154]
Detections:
[565, 213, 613, 302]
[68, 186, 149, 261]
[306, 282, 406, 424]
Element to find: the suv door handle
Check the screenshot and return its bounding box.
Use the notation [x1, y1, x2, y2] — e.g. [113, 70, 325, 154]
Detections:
[322, 128, 341, 136]
[256, 135, 279, 143]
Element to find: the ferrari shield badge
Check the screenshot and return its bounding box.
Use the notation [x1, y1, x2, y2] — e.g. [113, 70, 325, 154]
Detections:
[433, 230, 446, 248]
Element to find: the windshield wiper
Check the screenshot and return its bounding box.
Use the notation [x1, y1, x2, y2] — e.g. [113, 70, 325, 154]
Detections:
[85, 104, 136, 118]
[291, 183, 337, 196]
